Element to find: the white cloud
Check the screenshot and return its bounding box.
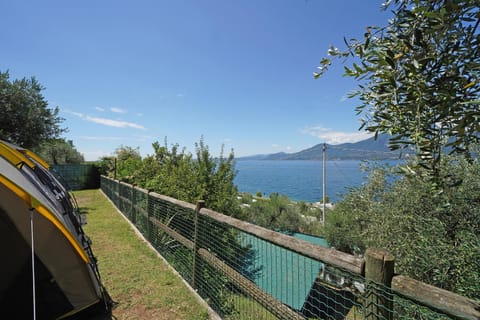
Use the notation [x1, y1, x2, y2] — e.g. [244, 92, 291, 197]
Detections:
[89, 116, 145, 129]
[79, 135, 153, 142]
[95, 107, 105, 112]
[272, 144, 280, 148]
[67, 111, 84, 117]
[286, 146, 292, 151]
[301, 125, 372, 144]
[67, 111, 146, 130]
[110, 107, 127, 114]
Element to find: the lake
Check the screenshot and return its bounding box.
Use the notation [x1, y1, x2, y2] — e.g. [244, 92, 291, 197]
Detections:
[234, 160, 399, 203]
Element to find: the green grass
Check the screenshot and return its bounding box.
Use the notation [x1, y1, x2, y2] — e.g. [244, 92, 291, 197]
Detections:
[74, 189, 210, 320]
[225, 294, 276, 320]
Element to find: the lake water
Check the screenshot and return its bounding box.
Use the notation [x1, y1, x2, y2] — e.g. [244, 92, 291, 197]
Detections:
[234, 160, 398, 203]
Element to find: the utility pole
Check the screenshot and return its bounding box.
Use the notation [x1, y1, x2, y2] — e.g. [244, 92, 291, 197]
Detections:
[322, 143, 326, 227]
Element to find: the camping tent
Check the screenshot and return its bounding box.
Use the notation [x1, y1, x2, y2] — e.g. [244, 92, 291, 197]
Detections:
[0, 140, 111, 319]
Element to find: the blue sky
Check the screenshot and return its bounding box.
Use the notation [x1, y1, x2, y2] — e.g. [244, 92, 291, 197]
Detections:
[1, 0, 390, 161]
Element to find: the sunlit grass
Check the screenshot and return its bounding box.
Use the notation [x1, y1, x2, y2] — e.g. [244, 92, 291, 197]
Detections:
[75, 189, 210, 320]
[219, 294, 276, 320]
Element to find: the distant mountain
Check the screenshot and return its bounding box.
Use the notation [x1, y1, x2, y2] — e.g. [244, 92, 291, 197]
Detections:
[240, 134, 409, 161]
[239, 152, 288, 161]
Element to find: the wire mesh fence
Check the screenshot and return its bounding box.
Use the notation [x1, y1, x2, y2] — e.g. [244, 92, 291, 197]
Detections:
[51, 164, 100, 190]
[392, 293, 453, 320]
[100, 176, 478, 320]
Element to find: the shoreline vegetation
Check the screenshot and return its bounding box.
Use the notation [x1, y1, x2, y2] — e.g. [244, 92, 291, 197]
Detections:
[237, 191, 330, 237]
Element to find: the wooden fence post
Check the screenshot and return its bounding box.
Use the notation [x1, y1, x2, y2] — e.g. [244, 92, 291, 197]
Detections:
[365, 248, 395, 320]
[192, 200, 205, 290]
[130, 184, 136, 224]
[113, 158, 117, 180]
[146, 189, 152, 242]
[116, 179, 120, 207]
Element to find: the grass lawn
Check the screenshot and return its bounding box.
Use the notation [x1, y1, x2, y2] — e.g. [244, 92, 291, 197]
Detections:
[74, 189, 210, 320]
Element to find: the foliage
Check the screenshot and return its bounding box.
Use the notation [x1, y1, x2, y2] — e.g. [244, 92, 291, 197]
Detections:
[325, 154, 480, 299]
[315, 0, 480, 177]
[242, 193, 324, 235]
[0, 71, 65, 149]
[95, 156, 116, 177]
[97, 143, 322, 236]
[316, 0, 480, 301]
[129, 138, 242, 218]
[38, 139, 84, 164]
[114, 145, 143, 184]
[247, 193, 302, 233]
[320, 195, 330, 204]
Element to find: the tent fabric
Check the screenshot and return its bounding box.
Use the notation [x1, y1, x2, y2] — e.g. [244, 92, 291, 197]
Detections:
[0, 140, 111, 319]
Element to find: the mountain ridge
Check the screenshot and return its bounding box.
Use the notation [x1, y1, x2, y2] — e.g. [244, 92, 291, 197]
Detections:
[240, 134, 408, 161]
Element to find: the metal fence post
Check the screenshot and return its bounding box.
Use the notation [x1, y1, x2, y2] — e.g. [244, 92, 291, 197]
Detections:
[192, 200, 205, 289]
[365, 248, 395, 320]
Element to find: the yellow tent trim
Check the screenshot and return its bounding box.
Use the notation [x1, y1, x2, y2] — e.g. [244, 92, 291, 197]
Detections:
[0, 141, 36, 169]
[55, 299, 101, 320]
[0, 174, 89, 263]
[22, 149, 50, 170]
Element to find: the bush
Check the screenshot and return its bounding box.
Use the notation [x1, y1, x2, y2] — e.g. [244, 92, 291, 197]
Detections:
[326, 154, 480, 299]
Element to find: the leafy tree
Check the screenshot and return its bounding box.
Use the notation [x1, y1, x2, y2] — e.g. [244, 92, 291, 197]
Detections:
[95, 156, 116, 177]
[316, 1, 480, 299]
[316, 0, 480, 177]
[194, 139, 240, 217]
[135, 138, 241, 218]
[245, 193, 310, 233]
[0, 71, 65, 148]
[114, 145, 143, 184]
[38, 139, 84, 164]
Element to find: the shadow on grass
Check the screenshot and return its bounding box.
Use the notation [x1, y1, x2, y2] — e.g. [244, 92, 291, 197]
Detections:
[88, 314, 114, 320]
[78, 207, 93, 215]
[78, 302, 119, 320]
